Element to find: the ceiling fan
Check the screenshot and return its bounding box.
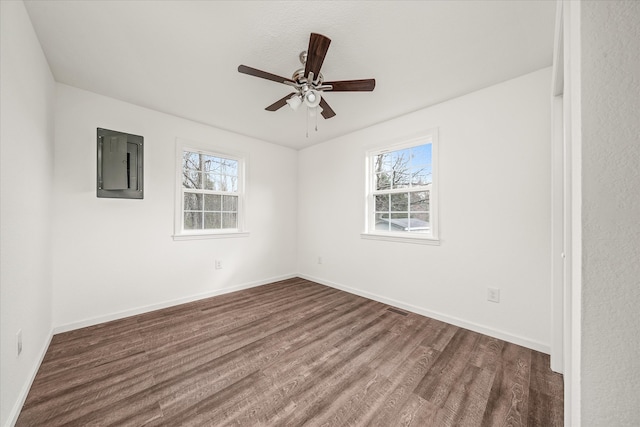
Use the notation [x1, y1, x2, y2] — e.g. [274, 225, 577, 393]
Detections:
[238, 33, 375, 120]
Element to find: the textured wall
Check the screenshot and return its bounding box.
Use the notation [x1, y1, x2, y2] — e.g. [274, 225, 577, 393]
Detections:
[581, 1, 640, 425]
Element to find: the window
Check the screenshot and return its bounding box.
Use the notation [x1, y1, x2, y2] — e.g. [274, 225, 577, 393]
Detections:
[363, 132, 438, 243]
[174, 142, 247, 239]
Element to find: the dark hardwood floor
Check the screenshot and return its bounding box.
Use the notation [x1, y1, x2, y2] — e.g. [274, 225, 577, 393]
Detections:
[16, 278, 563, 426]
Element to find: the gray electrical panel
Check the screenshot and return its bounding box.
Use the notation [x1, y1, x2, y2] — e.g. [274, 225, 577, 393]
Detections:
[97, 128, 143, 199]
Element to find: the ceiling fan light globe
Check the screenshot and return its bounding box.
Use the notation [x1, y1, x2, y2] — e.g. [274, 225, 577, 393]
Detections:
[304, 90, 321, 108]
[309, 105, 324, 117]
[286, 94, 302, 111]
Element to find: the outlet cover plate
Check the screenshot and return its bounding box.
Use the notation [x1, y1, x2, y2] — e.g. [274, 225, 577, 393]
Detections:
[487, 288, 500, 303]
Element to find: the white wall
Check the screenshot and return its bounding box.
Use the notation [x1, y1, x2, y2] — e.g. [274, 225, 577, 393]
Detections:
[0, 1, 56, 425]
[52, 84, 298, 329]
[298, 68, 552, 351]
[580, 1, 640, 425]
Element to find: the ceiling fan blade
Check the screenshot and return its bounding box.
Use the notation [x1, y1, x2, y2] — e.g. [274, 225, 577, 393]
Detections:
[265, 93, 296, 111]
[304, 33, 331, 79]
[238, 65, 295, 85]
[319, 98, 336, 119]
[324, 79, 376, 92]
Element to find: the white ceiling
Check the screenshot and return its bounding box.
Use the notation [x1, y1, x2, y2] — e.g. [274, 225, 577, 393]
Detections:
[24, 1, 556, 150]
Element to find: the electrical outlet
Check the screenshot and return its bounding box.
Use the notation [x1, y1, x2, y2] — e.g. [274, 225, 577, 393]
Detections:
[318, 256, 323, 265]
[215, 259, 222, 270]
[487, 288, 500, 303]
[17, 329, 22, 356]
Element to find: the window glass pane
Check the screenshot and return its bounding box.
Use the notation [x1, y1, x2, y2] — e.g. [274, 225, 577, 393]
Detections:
[184, 212, 202, 230]
[220, 158, 238, 177]
[183, 152, 201, 171]
[223, 175, 238, 192]
[408, 213, 430, 232]
[369, 141, 434, 236]
[201, 155, 220, 173]
[203, 173, 222, 191]
[218, 176, 231, 192]
[391, 148, 412, 171]
[204, 194, 221, 211]
[222, 212, 237, 229]
[183, 170, 201, 189]
[390, 212, 409, 220]
[410, 144, 432, 166]
[410, 191, 429, 212]
[374, 153, 393, 174]
[204, 212, 221, 229]
[393, 214, 411, 232]
[392, 172, 410, 189]
[375, 213, 391, 231]
[374, 144, 432, 190]
[410, 212, 430, 223]
[180, 149, 243, 235]
[383, 213, 411, 232]
[184, 192, 202, 210]
[375, 207, 430, 233]
[376, 172, 392, 190]
[222, 195, 238, 212]
[375, 194, 389, 212]
[390, 193, 408, 211]
[411, 165, 432, 186]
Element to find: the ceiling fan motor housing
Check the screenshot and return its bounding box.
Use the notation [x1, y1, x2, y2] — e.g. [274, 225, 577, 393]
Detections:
[299, 50, 307, 65]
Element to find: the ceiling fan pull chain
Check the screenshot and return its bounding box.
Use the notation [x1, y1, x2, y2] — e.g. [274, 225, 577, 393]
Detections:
[306, 107, 309, 138]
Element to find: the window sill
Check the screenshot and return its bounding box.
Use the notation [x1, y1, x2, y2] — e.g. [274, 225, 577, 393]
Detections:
[173, 231, 250, 241]
[360, 232, 440, 245]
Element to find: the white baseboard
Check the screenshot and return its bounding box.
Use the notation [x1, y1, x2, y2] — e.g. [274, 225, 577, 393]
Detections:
[299, 273, 550, 354]
[52, 273, 297, 334]
[5, 329, 53, 427]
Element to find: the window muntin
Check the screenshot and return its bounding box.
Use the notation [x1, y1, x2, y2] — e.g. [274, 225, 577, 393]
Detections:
[181, 150, 242, 233]
[367, 136, 436, 239]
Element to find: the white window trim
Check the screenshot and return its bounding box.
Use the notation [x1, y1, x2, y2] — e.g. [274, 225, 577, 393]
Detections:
[361, 130, 440, 244]
[173, 138, 249, 241]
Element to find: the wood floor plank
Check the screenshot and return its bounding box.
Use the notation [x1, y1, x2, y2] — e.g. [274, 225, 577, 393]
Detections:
[396, 393, 439, 426]
[235, 313, 399, 425]
[144, 292, 357, 385]
[152, 297, 382, 423]
[470, 334, 505, 372]
[528, 352, 564, 427]
[220, 303, 392, 425]
[480, 342, 533, 427]
[368, 314, 433, 373]
[298, 368, 383, 426]
[21, 348, 151, 410]
[365, 345, 442, 427]
[432, 364, 495, 427]
[419, 318, 458, 351]
[413, 328, 482, 405]
[155, 302, 374, 421]
[17, 355, 155, 424]
[15, 278, 563, 427]
[529, 351, 564, 399]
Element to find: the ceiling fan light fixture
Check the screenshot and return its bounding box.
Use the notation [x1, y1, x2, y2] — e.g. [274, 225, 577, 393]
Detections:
[308, 105, 323, 117]
[286, 94, 303, 111]
[238, 32, 375, 124]
[304, 90, 321, 108]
